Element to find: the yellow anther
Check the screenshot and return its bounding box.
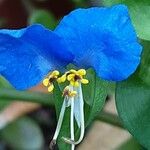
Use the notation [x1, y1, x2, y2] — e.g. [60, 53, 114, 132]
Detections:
[63, 86, 77, 97]
[74, 81, 79, 87]
[43, 70, 60, 92]
[81, 79, 89, 84]
[70, 80, 79, 87]
[77, 69, 86, 76]
[48, 84, 54, 92]
[57, 78, 62, 83]
[43, 78, 49, 87]
[57, 74, 67, 83]
[69, 69, 77, 74]
[58, 69, 89, 87]
[51, 70, 60, 76]
[70, 91, 77, 97]
[67, 74, 75, 81]
[70, 80, 75, 86]
[55, 69, 89, 89]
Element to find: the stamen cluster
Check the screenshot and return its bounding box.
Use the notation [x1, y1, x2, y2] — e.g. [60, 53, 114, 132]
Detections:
[58, 69, 89, 87]
[43, 69, 89, 150]
[43, 69, 89, 95]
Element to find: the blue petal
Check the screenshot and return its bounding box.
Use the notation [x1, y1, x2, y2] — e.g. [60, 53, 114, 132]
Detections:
[0, 24, 73, 89]
[55, 5, 142, 81]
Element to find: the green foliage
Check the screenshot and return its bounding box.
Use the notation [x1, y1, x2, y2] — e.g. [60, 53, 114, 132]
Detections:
[71, 0, 89, 7]
[84, 69, 109, 126]
[116, 138, 142, 150]
[0, 76, 12, 89]
[0, 77, 47, 149]
[53, 69, 109, 150]
[0, 75, 53, 106]
[116, 73, 150, 149]
[139, 40, 150, 86]
[0, 76, 12, 110]
[102, 0, 150, 41]
[0, 117, 44, 150]
[28, 10, 57, 29]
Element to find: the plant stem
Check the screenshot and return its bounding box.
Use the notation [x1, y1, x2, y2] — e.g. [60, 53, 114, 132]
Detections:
[0, 88, 123, 129]
[96, 111, 124, 129]
[0, 88, 54, 106]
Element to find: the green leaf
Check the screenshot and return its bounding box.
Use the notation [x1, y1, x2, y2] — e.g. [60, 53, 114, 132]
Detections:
[0, 76, 12, 110]
[138, 40, 150, 86]
[0, 76, 53, 107]
[102, 0, 150, 41]
[71, 0, 88, 7]
[53, 69, 109, 150]
[116, 138, 142, 150]
[84, 69, 109, 126]
[0, 117, 44, 150]
[28, 10, 57, 29]
[116, 73, 150, 149]
[0, 76, 12, 88]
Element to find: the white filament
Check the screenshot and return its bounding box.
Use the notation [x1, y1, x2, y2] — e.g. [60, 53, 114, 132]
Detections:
[53, 97, 67, 141]
[70, 86, 75, 150]
[74, 84, 85, 145]
[62, 84, 85, 145]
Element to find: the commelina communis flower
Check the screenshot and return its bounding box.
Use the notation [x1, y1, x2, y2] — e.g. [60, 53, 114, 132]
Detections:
[0, 4, 142, 150]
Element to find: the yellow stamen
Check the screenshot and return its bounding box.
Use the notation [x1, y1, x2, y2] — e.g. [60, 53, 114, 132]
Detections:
[67, 74, 75, 81]
[43, 69, 89, 93]
[43, 78, 49, 87]
[43, 70, 60, 92]
[81, 79, 89, 84]
[52, 70, 60, 76]
[57, 69, 89, 87]
[70, 69, 77, 74]
[74, 81, 79, 87]
[57, 74, 67, 83]
[77, 69, 86, 76]
[70, 91, 77, 97]
[70, 80, 75, 86]
[62, 86, 77, 97]
[70, 80, 79, 87]
[48, 84, 54, 92]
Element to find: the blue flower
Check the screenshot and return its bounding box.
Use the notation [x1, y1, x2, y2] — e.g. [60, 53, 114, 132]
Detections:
[0, 5, 143, 149]
[0, 5, 142, 89]
[55, 4, 142, 81]
[0, 24, 73, 90]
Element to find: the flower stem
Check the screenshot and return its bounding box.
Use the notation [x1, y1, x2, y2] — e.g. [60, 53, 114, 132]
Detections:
[0, 88, 123, 129]
[96, 111, 123, 129]
[0, 88, 53, 106]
